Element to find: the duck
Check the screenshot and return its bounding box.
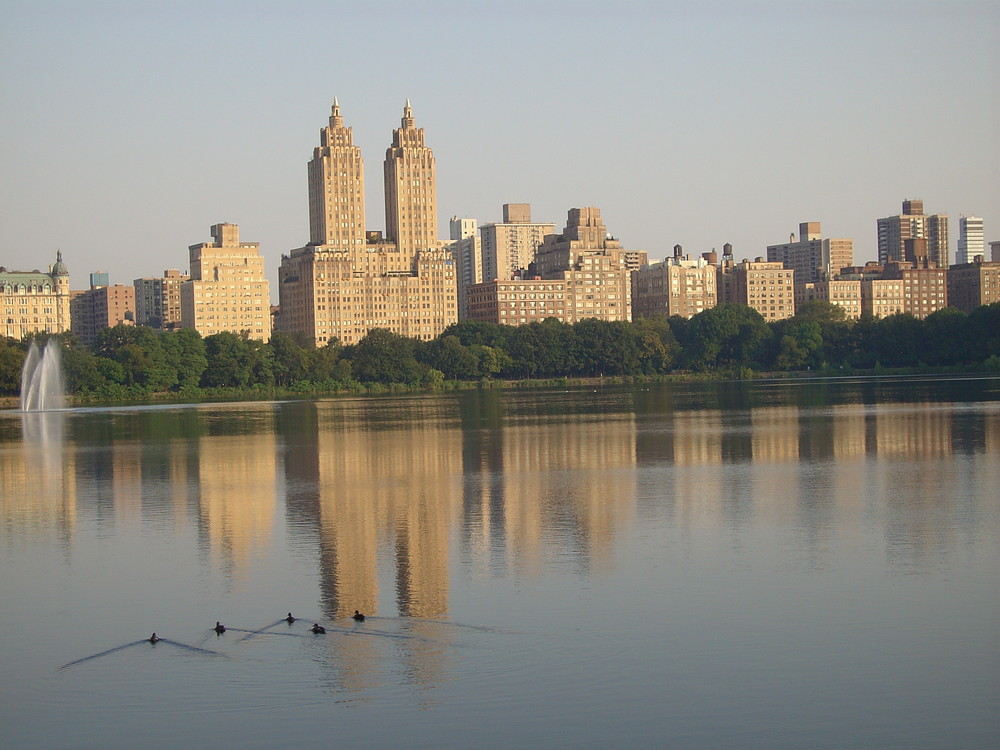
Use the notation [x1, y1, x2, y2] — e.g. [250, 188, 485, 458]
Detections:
[149, 633, 160, 643]
[352, 610, 365, 622]
[311, 623, 326, 634]
[214, 621, 226, 634]
[285, 612, 295, 624]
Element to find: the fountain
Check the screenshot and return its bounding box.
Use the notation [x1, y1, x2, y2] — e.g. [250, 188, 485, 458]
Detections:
[20, 339, 66, 411]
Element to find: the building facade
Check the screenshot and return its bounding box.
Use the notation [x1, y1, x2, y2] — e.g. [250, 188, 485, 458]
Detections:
[877, 199, 948, 267]
[947, 259, 1000, 312]
[956, 216, 985, 265]
[180, 223, 271, 341]
[0, 252, 72, 340]
[793, 279, 863, 319]
[631, 246, 718, 319]
[383, 99, 438, 256]
[467, 207, 639, 326]
[722, 259, 795, 321]
[447, 217, 482, 320]
[882, 260, 948, 319]
[480, 204, 555, 282]
[70, 276, 136, 346]
[134, 269, 189, 329]
[277, 101, 457, 346]
[766, 222, 853, 284]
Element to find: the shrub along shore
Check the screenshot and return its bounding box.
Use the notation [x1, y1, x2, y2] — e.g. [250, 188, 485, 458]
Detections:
[3, 301, 998, 405]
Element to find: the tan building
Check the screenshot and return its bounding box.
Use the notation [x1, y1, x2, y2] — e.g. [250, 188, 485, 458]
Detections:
[947, 259, 1000, 312]
[632, 245, 718, 319]
[277, 101, 457, 346]
[794, 279, 863, 319]
[480, 203, 555, 282]
[447, 217, 482, 320]
[467, 207, 638, 325]
[877, 199, 948, 267]
[384, 99, 438, 256]
[134, 269, 189, 329]
[766, 222, 853, 284]
[723, 259, 795, 321]
[855, 260, 947, 319]
[70, 275, 136, 346]
[861, 277, 905, 318]
[0, 251, 71, 339]
[307, 98, 367, 250]
[533, 207, 646, 278]
[884, 259, 948, 319]
[181, 223, 271, 341]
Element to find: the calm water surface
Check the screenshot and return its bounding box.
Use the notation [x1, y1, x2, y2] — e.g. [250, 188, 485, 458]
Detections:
[1, 377, 998, 748]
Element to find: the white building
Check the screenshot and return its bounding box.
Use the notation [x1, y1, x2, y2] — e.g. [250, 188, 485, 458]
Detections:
[956, 216, 985, 265]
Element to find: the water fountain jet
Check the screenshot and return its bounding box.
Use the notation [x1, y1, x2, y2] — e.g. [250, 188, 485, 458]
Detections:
[19, 339, 66, 411]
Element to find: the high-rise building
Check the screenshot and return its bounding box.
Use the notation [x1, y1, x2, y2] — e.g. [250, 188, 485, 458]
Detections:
[956, 216, 985, 265]
[480, 204, 555, 281]
[0, 251, 72, 339]
[134, 269, 189, 329]
[307, 98, 366, 250]
[277, 101, 456, 346]
[879, 260, 948, 319]
[532, 207, 646, 277]
[947, 258, 1000, 312]
[447, 217, 482, 320]
[180, 223, 271, 341]
[383, 99, 438, 256]
[794, 280, 862, 319]
[766, 222, 853, 284]
[877, 199, 948, 267]
[720, 259, 795, 321]
[467, 207, 641, 325]
[632, 245, 718, 319]
[70, 274, 135, 346]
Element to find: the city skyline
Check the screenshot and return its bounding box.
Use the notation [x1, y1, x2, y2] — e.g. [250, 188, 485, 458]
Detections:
[1, 1, 996, 299]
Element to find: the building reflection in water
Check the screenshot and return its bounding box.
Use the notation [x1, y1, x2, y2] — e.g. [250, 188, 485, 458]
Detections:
[194, 428, 277, 582]
[1, 411, 75, 549]
[2, 381, 998, 688]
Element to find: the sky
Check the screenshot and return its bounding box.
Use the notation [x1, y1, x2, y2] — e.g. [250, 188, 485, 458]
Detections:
[1, 0, 997, 301]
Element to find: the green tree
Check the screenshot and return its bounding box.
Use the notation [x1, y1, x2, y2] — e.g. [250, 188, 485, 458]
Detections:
[573, 319, 640, 376]
[871, 314, 923, 368]
[202, 332, 253, 387]
[420, 335, 480, 380]
[163, 328, 208, 389]
[922, 307, 971, 366]
[683, 304, 771, 370]
[350, 328, 421, 383]
[0, 338, 25, 395]
[633, 315, 678, 373]
[269, 330, 313, 386]
[967, 302, 1000, 363]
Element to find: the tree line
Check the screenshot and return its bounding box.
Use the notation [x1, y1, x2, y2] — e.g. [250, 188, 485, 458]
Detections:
[2, 301, 998, 399]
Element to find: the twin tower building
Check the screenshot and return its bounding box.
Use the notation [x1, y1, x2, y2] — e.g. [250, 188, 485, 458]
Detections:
[276, 100, 457, 345]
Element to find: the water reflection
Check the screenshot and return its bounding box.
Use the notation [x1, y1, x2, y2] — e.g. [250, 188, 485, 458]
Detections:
[1, 411, 74, 547]
[2, 379, 998, 596]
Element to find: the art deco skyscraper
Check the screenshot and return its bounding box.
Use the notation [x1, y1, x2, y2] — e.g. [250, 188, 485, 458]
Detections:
[308, 98, 366, 250]
[383, 100, 438, 255]
[277, 101, 456, 345]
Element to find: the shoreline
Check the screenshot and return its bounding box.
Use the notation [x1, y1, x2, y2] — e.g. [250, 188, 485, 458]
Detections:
[4, 368, 996, 411]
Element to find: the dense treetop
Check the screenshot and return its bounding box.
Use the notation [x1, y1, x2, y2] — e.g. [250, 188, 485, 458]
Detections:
[2, 301, 998, 399]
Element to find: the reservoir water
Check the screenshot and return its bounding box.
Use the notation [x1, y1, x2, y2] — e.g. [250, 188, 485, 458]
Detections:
[1, 377, 998, 748]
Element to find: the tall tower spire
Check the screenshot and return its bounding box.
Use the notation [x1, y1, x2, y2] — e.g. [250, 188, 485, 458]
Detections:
[308, 99, 366, 248]
[384, 100, 438, 254]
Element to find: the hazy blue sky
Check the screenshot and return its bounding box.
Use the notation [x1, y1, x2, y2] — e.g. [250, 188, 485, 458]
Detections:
[2, 0, 997, 299]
